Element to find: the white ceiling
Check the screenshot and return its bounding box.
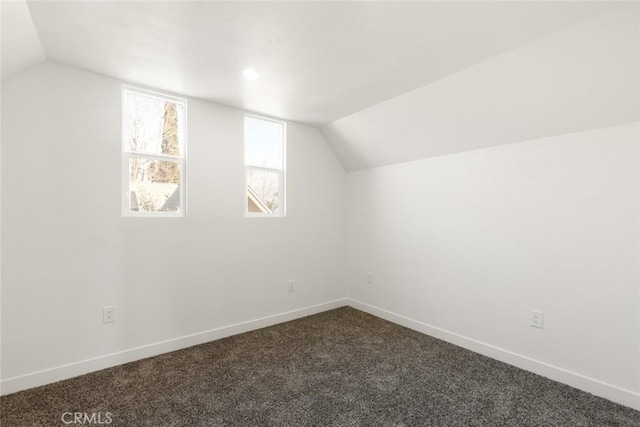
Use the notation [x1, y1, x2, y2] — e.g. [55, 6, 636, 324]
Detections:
[25, 1, 614, 125]
[322, 5, 640, 171]
[1, 0, 46, 81]
[4, 1, 636, 172]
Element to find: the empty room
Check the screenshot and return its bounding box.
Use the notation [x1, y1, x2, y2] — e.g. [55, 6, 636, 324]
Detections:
[1, 0, 639, 425]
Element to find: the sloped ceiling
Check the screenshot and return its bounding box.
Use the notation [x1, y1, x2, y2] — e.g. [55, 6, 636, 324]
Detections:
[25, 1, 612, 125]
[5, 2, 637, 171]
[322, 5, 640, 171]
[1, 0, 46, 81]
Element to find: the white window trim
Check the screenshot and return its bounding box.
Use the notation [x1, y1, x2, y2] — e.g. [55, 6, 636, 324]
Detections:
[244, 114, 286, 218]
[121, 86, 187, 217]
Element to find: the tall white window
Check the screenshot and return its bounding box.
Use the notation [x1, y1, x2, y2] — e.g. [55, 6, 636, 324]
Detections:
[122, 87, 186, 217]
[244, 116, 286, 216]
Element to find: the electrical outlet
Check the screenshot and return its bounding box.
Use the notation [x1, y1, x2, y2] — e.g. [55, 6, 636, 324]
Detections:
[530, 310, 543, 328]
[366, 273, 373, 284]
[288, 280, 295, 292]
[103, 306, 116, 323]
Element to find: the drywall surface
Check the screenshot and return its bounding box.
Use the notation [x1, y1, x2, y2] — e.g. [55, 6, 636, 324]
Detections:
[1, 0, 46, 82]
[1, 63, 347, 383]
[323, 5, 639, 171]
[347, 123, 639, 399]
[26, 1, 611, 124]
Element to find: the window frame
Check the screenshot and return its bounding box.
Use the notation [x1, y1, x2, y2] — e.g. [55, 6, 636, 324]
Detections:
[121, 86, 187, 218]
[244, 114, 287, 218]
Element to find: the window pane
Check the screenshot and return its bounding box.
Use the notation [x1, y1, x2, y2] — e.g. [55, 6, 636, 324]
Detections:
[245, 117, 283, 169]
[125, 91, 183, 157]
[247, 170, 280, 214]
[129, 157, 181, 212]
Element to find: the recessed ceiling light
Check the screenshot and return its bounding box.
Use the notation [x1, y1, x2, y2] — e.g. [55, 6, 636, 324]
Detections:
[243, 68, 260, 80]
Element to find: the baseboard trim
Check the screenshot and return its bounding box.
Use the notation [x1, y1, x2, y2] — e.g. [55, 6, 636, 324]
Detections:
[347, 298, 640, 411]
[0, 298, 349, 396]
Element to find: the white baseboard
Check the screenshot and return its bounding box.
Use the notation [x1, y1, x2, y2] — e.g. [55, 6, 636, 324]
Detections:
[0, 298, 349, 396]
[347, 298, 640, 411]
[4, 297, 638, 411]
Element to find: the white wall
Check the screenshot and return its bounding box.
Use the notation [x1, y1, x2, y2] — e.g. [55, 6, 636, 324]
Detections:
[347, 123, 639, 407]
[0, 62, 347, 389]
[2, 28, 639, 413]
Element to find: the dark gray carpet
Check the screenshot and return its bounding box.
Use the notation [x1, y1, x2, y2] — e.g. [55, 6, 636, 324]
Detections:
[2, 307, 639, 426]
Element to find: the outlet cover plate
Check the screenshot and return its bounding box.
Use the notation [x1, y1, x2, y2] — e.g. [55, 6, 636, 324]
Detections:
[103, 306, 116, 323]
[530, 310, 543, 328]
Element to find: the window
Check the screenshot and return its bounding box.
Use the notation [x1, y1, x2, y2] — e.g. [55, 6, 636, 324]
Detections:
[244, 116, 286, 216]
[122, 87, 186, 216]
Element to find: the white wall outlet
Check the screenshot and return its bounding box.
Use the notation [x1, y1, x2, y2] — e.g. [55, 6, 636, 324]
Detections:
[288, 280, 295, 292]
[103, 306, 116, 323]
[366, 273, 373, 284]
[530, 310, 543, 328]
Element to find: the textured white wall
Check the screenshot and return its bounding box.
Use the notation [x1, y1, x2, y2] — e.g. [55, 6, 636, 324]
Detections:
[1, 63, 347, 381]
[347, 123, 639, 401]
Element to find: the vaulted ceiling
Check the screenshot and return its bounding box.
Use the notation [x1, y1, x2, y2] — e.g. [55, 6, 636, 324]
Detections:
[323, 5, 639, 170]
[1, 0, 45, 81]
[2, 1, 638, 171]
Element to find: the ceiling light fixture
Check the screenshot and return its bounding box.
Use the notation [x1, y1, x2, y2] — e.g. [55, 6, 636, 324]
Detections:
[243, 68, 260, 80]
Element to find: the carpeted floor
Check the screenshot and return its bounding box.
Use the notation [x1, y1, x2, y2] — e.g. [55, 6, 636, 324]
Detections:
[1, 307, 639, 426]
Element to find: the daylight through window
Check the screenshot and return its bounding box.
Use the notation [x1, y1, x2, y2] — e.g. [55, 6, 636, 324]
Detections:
[244, 116, 286, 216]
[122, 88, 186, 216]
